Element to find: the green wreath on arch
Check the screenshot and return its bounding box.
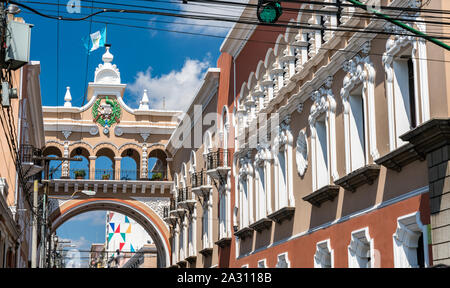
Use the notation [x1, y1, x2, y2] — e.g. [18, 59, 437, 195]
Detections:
[92, 96, 121, 127]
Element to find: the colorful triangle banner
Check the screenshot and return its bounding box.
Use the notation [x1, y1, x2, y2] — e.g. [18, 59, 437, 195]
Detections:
[125, 216, 130, 223]
[130, 244, 135, 253]
[109, 223, 115, 232]
[108, 233, 114, 242]
[126, 224, 131, 234]
[121, 233, 126, 242]
[119, 242, 125, 251]
[115, 224, 120, 233]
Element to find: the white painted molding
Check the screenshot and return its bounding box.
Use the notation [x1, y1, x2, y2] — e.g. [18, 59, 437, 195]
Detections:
[382, 19, 429, 151]
[348, 227, 374, 268]
[393, 211, 429, 268]
[295, 130, 308, 177]
[341, 42, 379, 173]
[275, 252, 290, 268]
[314, 239, 334, 268]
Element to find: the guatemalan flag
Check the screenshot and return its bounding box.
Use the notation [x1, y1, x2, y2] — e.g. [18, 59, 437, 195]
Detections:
[83, 27, 106, 53]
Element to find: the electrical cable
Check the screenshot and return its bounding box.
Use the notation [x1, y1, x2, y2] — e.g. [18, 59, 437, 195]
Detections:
[12, 0, 450, 41]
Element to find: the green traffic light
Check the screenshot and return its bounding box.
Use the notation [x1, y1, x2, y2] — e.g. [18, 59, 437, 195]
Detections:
[257, 0, 282, 24]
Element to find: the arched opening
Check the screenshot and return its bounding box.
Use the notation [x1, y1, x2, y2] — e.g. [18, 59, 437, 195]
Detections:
[50, 198, 170, 268]
[120, 148, 140, 180]
[55, 210, 156, 268]
[148, 149, 167, 181]
[43, 146, 63, 180]
[70, 147, 90, 180]
[95, 147, 116, 180]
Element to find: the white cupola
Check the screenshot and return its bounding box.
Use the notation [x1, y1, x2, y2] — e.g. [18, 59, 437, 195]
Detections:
[94, 45, 121, 84]
[64, 86, 72, 107]
[139, 89, 150, 110]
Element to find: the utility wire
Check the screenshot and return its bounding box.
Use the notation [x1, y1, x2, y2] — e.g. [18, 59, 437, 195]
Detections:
[20, 3, 450, 39]
[13, 0, 450, 40]
[21, 0, 450, 31]
[18, 9, 450, 65]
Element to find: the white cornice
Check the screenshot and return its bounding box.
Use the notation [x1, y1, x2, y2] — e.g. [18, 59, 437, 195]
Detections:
[219, 0, 257, 59]
[166, 68, 220, 155]
[26, 62, 45, 149]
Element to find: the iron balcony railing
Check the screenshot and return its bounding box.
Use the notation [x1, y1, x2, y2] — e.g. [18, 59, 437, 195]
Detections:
[206, 148, 230, 171]
[191, 170, 207, 188]
[163, 206, 169, 218]
[177, 187, 190, 203]
[47, 168, 168, 181]
[20, 144, 42, 166]
[170, 198, 176, 211]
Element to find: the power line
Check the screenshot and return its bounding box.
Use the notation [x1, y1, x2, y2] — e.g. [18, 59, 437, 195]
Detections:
[14, 0, 450, 40]
[20, 3, 450, 40]
[21, 0, 450, 30]
[18, 8, 450, 64]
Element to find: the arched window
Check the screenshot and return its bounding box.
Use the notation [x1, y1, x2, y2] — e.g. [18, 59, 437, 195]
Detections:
[148, 149, 167, 180]
[43, 146, 63, 179]
[120, 148, 140, 180]
[95, 147, 115, 180]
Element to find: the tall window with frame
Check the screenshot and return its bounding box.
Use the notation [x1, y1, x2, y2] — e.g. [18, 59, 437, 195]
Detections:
[348, 85, 366, 171]
[256, 162, 266, 221]
[315, 116, 329, 190]
[393, 53, 417, 147]
[383, 34, 429, 152]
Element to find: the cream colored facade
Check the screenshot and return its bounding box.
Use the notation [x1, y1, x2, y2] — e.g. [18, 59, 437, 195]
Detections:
[42, 47, 182, 268]
[0, 59, 45, 268]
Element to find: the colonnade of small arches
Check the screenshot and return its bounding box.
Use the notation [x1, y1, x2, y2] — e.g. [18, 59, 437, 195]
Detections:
[42, 141, 172, 181]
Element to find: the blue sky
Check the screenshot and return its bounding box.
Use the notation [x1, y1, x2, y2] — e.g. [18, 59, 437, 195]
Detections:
[21, 0, 245, 109]
[20, 0, 245, 265]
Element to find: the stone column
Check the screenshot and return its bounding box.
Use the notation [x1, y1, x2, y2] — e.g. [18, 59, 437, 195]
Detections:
[141, 145, 148, 180]
[401, 119, 450, 266]
[62, 142, 70, 178]
[114, 157, 122, 180]
[89, 156, 97, 180]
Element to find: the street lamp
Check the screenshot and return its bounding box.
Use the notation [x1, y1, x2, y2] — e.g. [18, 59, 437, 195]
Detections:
[48, 189, 96, 199]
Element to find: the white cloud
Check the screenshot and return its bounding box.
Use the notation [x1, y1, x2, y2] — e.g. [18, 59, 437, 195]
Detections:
[169, 0, 248, 36]
[69, 211, 106, 226]
[126, 57, 210, 111]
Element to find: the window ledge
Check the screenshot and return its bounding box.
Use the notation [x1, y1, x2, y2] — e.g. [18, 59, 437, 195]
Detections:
[249, 218, 273, 232]
[176, 260, 187, 268]
[215, 237, 232, 248]
[185, 255, 197, 263]
[303, 185, 340, 207]
[234, 227, 254, 239]
[375, 143, 425, 172]
[199, 247, 213, 257]
[334, 164, 381, 192]
[163, 216, 177, 227]
[267, 207, 295, 224]
[400, 118, 450, 156]
[192, 185, 212, 199]
[178, 199, 196, 212]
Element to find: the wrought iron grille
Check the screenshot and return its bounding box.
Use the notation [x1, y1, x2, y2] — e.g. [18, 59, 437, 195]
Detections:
[206, 149, 230, 170]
